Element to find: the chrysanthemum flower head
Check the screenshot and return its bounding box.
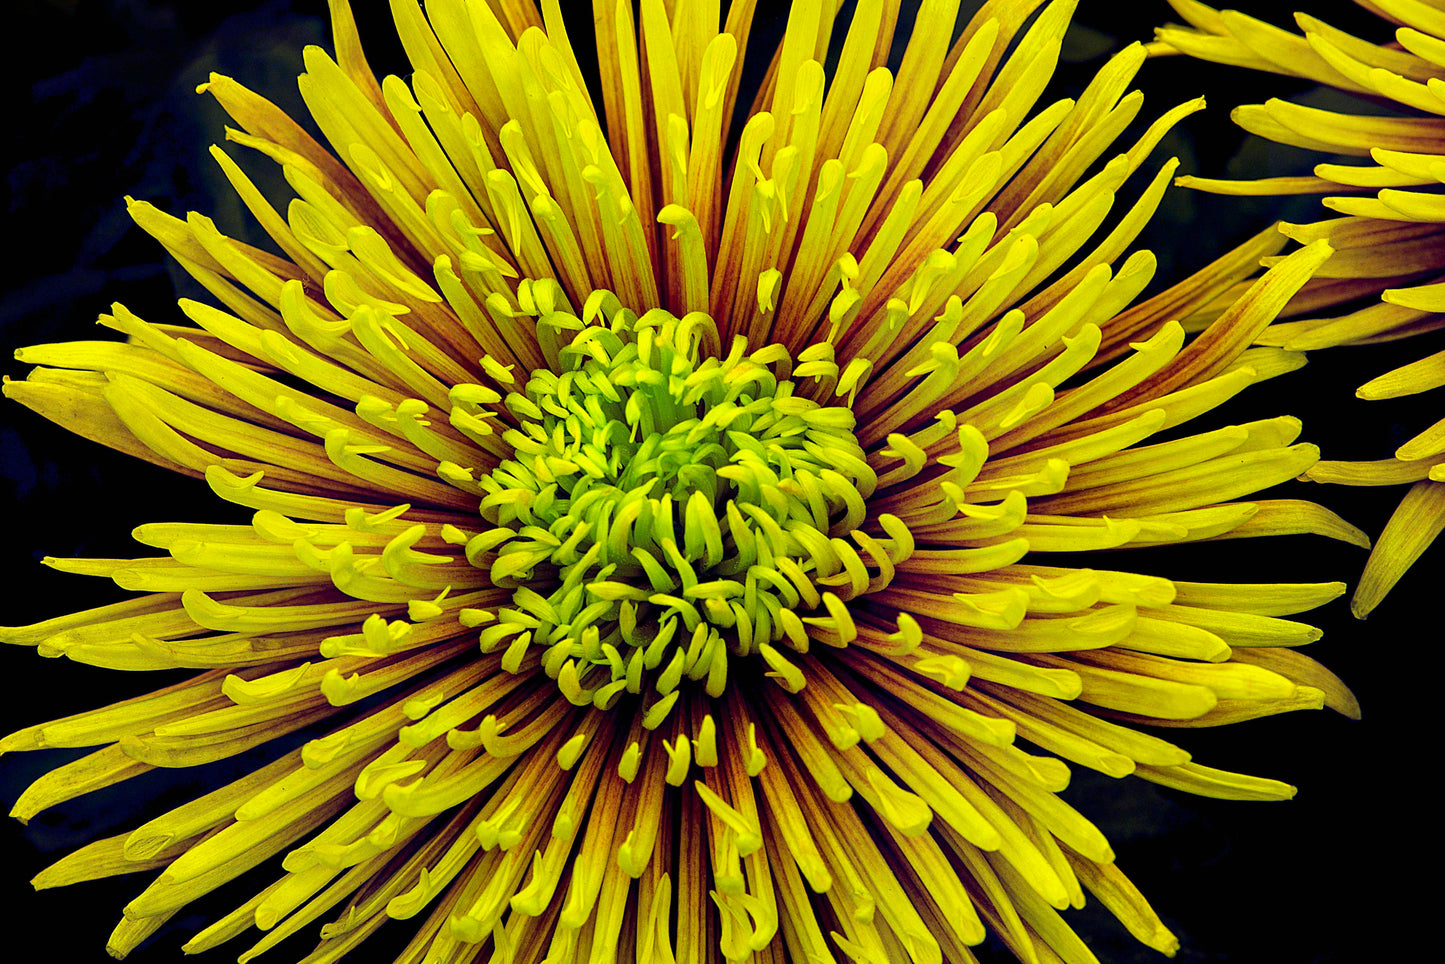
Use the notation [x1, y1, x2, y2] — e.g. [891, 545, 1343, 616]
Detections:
[3, 1, 1363, 962]
[1155, 0, 1445, 616]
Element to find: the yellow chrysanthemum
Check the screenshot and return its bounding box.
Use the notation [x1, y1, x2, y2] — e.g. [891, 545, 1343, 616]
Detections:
[3, 2, 1364, 963]
[1155, 0, 1445, 616]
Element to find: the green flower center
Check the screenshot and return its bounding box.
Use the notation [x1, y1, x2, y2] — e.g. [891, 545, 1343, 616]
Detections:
[471, 297, 876, 720]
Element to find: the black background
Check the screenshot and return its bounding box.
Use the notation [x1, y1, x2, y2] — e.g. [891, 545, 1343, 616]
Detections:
[0, 2, 1429, 962]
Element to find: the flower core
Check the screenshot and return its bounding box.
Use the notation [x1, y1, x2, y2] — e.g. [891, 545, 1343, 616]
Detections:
[474, 295, 879, 710]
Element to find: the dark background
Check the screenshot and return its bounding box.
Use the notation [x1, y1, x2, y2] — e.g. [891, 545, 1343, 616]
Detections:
[0, 1, 1428, 962]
